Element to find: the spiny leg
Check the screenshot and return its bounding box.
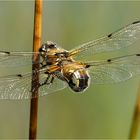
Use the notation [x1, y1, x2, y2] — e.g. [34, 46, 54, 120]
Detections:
[39, 74, 54, 87]
[40, 59, 47, 68]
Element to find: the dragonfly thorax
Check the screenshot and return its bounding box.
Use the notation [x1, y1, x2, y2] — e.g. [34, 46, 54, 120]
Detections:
[39, 41, 69, 66]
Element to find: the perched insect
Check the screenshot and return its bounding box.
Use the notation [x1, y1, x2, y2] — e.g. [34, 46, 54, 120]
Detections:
[0, 21, 140, 99]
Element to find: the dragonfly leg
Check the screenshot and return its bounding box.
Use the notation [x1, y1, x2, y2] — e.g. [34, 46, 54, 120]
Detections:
[40, 59, 47, 68]
[39, 74, 54, 87]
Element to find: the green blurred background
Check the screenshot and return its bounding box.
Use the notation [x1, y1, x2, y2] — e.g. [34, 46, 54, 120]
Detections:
[0, 1, 140, 139]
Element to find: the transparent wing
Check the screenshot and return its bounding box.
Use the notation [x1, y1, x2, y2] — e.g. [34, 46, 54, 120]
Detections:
[0, 51, 40, 67]
[69, 21, 140, 60]
[87, 54, 140, 84]
[0, 69, 67, 99]
[38, 71, 67, 97]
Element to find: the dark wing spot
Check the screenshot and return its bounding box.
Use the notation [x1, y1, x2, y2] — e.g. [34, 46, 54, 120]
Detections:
[107, 33, 112, 38]
[85, 65, 90, 68]
[136, 54, 140, 56]
[17, 74, 23, 77]
[132, 20, 140, 24]
[0, 51, 10, 55]
[107, 59, 111, 62]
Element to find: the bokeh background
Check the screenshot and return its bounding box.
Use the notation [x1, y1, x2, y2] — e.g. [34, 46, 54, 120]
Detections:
[0, 0, 140, 139]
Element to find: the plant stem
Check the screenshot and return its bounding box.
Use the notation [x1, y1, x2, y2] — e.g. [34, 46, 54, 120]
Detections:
[129, 84, 140, 139]
[29, 0, 42, 139]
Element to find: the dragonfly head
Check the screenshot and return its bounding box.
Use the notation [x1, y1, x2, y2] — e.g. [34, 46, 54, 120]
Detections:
[39, 41, 57, 57]
[39, 41, 57, 52]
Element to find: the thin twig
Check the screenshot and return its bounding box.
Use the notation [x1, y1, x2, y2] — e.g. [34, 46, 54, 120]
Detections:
[129, 84, 140, 139]
[29, 0, 42, 139]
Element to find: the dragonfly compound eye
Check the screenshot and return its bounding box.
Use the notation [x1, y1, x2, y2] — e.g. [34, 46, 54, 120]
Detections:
[39, 44, 48, 52]
[46, 41, 56, 48]
[39, 41, 57, 52]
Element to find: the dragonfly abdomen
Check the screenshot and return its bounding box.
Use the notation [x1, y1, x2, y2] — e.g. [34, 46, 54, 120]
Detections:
[68, 69, 90, 92]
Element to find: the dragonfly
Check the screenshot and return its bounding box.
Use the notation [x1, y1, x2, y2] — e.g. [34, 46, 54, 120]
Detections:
[0, 21, 140, 99]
